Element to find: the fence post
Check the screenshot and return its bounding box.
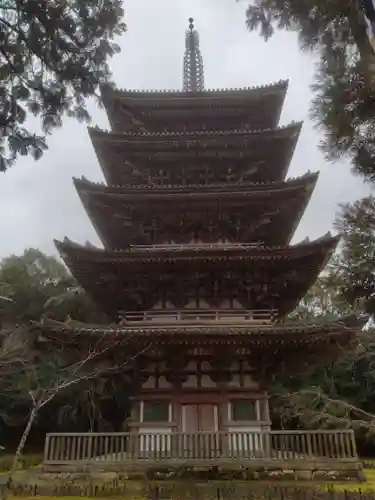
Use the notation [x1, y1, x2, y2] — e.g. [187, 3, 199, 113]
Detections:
[43, 434, 50, 462]
[350, 430, 358, 459]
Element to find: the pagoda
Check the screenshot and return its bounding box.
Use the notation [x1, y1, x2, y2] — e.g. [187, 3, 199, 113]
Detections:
[39, 19, 364, 472]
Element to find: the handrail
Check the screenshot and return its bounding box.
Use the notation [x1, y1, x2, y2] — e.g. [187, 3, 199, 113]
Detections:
[129, 242, 264, 251]
[119, 309, 278, 323]
[43, 429, 358, 465]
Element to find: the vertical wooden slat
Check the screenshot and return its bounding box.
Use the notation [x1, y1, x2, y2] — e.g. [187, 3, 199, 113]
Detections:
[104, 435, 108, 460]
[350, 430, 357, 458]
[301, 432, 306, 457]
[87, 435, 93, 461]
[245, 431, 250, 459]
[69, 436, 75, 461]
[329, 431, 335, 457]
[48, 436, 54, 462]
[333, 431, 340, 460]
[92, 435, 98, 461]
[43, 435, 50, 462]
[307, 432, 313, 457]
[339, 431, 347, 459]
[109, 435, 113, 459]
[317, 432, 324, 456]
[121, 434, 125, 461]
[53, 436, 59, 461]
[343, 431, 350, 458]
[255, 432, 260, 458]
[290, 434, 295, 460]
[75, 436, 81, 461]
[312, 431, 319, 457]
[128, 433, 134, 460]
[322, 432, 329, 458]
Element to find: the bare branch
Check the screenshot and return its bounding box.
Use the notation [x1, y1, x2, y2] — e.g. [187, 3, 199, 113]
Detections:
[0, 327, 151, 498]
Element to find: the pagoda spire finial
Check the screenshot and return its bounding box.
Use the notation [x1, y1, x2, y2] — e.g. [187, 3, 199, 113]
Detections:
[183, 17, 205, 92]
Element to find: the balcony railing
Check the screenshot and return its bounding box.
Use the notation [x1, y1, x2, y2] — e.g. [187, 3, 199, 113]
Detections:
[119, 309, 277, 324]
[129, 242, 264, 251]
[43, 429, 358, 470]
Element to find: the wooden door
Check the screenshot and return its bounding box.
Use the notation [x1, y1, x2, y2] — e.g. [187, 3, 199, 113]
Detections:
[181, 404, 219, 459]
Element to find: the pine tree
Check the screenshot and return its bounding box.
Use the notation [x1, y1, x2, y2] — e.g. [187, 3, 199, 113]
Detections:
[244, 0, 375, 181]
[0, 0, 126, 171]
[332, 195, 375, 316]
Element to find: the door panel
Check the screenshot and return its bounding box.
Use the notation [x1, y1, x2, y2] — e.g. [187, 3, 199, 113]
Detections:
[183, 404, 199, 433]
[199, 404, 216, 431]
[182, 404, 217, 432]
[181, 404, 219, 459]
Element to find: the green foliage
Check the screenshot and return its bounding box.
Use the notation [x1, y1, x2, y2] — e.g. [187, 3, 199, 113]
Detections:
[0, 0, 126, 170]
[272, 330, 375, 435]
[0, 246, 127, 440]
[0, 248, 106, 323]
[44, 287, 108, 323]
[244, 0, 375, 180]
[0, 248, 72, 321]
[270, 194, 375, 436]
[331, 196, 375, 316]
[289, 271, 353, 321]
[0, 453, 42, 471]
[0, 248, 120, 441]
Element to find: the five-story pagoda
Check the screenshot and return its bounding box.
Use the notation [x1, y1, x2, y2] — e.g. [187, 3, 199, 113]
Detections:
[39, 19, 364, 468]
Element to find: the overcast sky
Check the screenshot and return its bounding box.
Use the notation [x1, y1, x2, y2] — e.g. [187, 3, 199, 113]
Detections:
[0, 0, 370, 259]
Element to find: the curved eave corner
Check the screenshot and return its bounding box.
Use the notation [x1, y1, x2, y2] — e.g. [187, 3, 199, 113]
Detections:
[280, 234, 339, 317]
[72, 178, 110, 250]
[285, 171, 320, 244]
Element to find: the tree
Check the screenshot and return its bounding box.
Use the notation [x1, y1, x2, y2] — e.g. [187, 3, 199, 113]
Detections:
[0, 0, 126, 171]
[0, 248, 71, 321]
[289, 272, 354, 321]
[43, 286, 108, 324]
[273, 329, 375, 439]
[0, 248, 119, 445]
[0, 248, 104, 323]
[244, 0, 375, 181]
[270, 218, 375, 438]
[0, 327, 31, 396]
[0, 324, 150, 496]
[331, 195, 375, 316]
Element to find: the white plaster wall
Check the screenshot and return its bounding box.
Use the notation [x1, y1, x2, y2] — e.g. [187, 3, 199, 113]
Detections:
[141, 376, 155, 389]
[182, 374, 198, 388]
[243, 374, 259, 389]
[226, 373, 241, 388]
[186, 361, 197, 370]
[201, 374, 216, 388]
[158, 376, 172, 388]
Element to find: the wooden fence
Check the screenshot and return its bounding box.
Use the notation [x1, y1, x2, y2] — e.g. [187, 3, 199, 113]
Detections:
[44, 429, 357, 465]
[120, 309, 277, 323]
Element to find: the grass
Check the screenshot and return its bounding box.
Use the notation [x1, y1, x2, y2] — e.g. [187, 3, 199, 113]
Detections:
[0, 454, 42, 473]
[8, 496, 146, 500]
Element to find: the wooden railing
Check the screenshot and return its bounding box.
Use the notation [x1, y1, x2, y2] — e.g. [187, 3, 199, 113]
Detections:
[120, 309, 278, 324]
[130, 243, 264, 251]
[43, 430, 358, 466]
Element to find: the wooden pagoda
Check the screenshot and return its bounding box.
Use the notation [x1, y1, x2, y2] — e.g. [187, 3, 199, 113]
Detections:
[39, 19, 364, 475]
